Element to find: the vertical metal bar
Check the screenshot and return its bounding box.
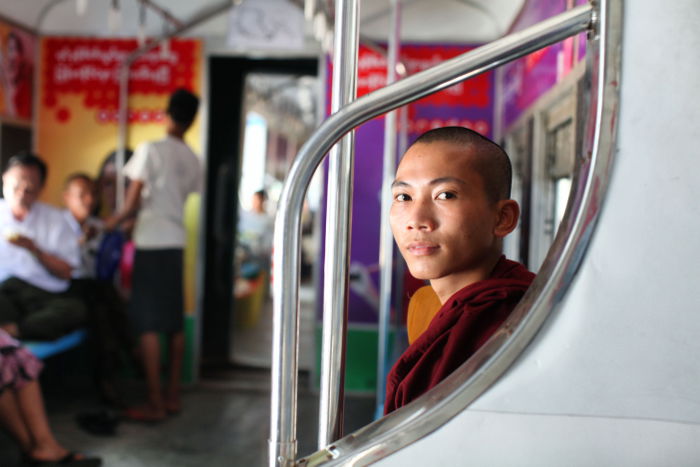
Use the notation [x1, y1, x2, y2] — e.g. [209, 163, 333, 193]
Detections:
[116, 68, 129, 211]
[375, 0, 401, 418]
[319, 0, 360, 448]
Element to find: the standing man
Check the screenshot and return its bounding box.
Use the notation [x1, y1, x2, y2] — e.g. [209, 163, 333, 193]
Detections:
[106, 89, 201, 421]
[0, 153, 85, 340]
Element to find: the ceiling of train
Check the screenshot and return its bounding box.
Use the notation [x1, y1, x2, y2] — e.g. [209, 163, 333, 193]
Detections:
[1, 0, 525, 44]
[0, 0, 523, 136]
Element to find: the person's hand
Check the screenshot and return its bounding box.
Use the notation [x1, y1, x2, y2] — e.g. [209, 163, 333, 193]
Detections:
[7, 234, 37, 253]
[103, 216, 119, 232]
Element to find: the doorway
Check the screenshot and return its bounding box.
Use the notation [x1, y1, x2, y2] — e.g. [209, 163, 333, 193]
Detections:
[201, 57, 319, 366]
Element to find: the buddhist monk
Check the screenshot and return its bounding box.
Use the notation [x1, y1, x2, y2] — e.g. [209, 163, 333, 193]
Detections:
[385, 126, 535, 414]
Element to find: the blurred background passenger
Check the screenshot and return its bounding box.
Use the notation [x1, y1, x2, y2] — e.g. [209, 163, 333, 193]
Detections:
[0, 153, 85, 340]
[94, 148, 133, 220]
[237, 189, 273, 261]
[63, 173, 132, 408]
[0, 328, 101, 466]
[106, 89, 201, 422]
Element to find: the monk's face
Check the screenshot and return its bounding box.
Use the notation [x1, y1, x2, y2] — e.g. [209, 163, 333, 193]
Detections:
[390, 141, 501, 283]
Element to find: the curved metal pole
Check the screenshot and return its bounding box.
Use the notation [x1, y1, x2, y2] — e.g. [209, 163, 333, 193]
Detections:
[376, 0, 401, 418]
[115, 0, 234, 209]
[271, 4, 593, 466]
[318, 0, 360, 449]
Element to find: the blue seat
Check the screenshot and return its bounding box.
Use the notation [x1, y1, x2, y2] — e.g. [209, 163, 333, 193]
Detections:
[23, 328, 88, 360]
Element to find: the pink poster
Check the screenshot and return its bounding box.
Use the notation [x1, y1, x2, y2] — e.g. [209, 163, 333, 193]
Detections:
[0, 21, 35, 122]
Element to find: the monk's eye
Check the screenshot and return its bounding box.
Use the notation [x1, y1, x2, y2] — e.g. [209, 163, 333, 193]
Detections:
[394, 193, 411, 202]
[436, 191, 456, 200]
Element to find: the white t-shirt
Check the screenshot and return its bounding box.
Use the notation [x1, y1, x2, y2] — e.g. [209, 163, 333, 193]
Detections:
[0, 200, 80, 292]
[124, 136, 202, 249]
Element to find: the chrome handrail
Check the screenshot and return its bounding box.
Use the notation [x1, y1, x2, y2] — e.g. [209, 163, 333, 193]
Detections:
[319, 0, 360, 448]
[298, 0, 622, 465]
[376, 0, 402, 420]
[270, 4, 596, 466]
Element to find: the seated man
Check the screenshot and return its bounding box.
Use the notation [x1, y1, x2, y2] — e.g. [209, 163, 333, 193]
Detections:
[63, 173, 132, 406]
[385, 126, 535, 414]
[62, 173, 103, 280]
[0, 153, 85, 340]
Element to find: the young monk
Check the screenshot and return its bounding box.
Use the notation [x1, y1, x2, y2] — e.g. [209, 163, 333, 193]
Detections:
[385, 126, 535, 414]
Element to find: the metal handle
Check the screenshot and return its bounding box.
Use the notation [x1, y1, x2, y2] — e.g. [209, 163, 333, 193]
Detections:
[270, 5, 594, 466]
[318, 0, 361, 449]
[376, 0, 402, 418]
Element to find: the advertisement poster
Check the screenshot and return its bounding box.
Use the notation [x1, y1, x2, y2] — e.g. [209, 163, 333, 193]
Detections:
[501, 0, 585, 128]
[37, 37, 203, 381]
[0, 20, 35, 122]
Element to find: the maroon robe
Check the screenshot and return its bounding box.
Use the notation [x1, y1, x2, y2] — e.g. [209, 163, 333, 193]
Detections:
[384, 256, 535, 414]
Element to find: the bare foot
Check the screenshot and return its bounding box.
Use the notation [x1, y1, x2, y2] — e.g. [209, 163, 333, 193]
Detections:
[29, 443, 84, 462]
[123, 404, 166, 422]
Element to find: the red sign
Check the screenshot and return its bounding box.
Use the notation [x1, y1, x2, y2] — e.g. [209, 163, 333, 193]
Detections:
[357, 44, 491, 108]
[42, 38, 198, 123]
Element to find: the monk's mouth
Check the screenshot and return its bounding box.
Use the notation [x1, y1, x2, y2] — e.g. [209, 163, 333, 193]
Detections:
[406, 244, 440, 256]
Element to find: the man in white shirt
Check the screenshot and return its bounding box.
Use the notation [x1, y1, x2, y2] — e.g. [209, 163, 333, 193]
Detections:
[238, 189, 274, 259]
[0, 153, 86, 340]
[106, 89, 201, 421]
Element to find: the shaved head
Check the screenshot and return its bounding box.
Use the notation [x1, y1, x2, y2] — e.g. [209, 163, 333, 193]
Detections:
[411, 126, 512, 203]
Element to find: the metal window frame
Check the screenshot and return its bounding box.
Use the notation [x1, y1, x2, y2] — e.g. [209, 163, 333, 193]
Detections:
[271, 1, 621, 465]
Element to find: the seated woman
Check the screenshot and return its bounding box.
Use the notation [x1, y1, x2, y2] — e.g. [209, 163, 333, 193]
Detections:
[0, 329, 101, 466]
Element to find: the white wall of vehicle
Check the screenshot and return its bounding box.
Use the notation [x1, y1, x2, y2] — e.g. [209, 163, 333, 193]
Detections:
[376, 0, 700, 464]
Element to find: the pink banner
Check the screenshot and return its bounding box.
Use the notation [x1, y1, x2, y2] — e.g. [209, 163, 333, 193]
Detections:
[0, 23, 35, 121]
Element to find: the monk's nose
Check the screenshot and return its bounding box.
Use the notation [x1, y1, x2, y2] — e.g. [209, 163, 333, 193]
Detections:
[406, 201, 435, 231]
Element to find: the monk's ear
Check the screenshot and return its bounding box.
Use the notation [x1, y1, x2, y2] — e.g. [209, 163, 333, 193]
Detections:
[493, 199, 519, 238]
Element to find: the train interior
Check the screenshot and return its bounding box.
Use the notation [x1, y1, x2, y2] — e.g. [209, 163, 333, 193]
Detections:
[0, 0, 698, 465]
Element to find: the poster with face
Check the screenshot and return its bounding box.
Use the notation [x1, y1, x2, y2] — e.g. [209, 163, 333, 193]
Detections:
[0, 21, 35, 122]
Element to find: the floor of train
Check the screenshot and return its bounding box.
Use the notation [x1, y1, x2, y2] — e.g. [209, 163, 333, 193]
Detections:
[1, 366, 376, 466]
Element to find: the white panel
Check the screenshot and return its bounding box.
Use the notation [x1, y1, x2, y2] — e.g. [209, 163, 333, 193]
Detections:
[376, 411, 700, 467]
[470, 0, 700, 422]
